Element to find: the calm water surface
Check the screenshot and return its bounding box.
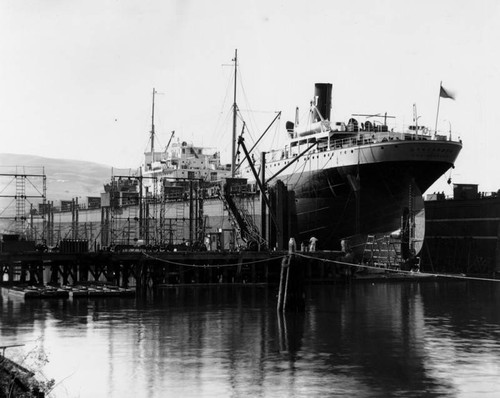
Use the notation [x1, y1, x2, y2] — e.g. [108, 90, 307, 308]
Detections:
[1, 280, 500, 397]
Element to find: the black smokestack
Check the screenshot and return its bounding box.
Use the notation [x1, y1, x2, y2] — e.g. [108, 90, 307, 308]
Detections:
[314, 83, 332, 122]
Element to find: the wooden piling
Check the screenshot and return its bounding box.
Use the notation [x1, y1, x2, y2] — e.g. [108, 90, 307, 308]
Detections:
[284, 254, 305, 312]
[277, 255, 289, 311]
[277, 238, 305, 312]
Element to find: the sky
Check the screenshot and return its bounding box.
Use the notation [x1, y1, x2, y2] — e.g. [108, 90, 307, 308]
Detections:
[1, 0, 499, 195]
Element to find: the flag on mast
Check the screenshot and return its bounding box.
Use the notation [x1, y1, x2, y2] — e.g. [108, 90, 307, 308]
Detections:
[434, 81, 455, 133]
[440, 85, 455, 100]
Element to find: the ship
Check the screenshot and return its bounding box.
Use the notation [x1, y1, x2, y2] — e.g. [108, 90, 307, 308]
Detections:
[106, 60, 463, 262]
[240, 83, 463, 259]
[20, 76, 462, 261]
[140, 89, 232, 198]
[143, 135, 232, 197]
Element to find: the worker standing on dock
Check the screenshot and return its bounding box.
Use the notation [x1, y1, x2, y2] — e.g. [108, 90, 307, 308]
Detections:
[309, 236, 318, 252]
[301, 241, 307, 252]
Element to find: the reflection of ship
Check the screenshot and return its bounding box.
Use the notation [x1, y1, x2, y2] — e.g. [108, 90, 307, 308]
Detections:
[241, 83, 462, 257]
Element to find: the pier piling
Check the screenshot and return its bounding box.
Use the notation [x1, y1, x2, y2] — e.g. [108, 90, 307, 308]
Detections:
[277, 239, 305, 312]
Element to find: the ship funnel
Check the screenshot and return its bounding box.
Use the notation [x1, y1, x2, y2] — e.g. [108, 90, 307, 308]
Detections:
[313, 83, 332, 122]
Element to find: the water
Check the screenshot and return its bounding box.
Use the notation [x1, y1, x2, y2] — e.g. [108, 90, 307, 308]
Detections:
[2, 280, 500, 397]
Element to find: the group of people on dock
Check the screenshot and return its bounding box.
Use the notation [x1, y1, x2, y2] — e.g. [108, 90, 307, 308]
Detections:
[289, 236, 318, 253]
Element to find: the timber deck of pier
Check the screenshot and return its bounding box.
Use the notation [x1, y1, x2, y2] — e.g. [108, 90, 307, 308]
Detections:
[0, 249, 351, 289]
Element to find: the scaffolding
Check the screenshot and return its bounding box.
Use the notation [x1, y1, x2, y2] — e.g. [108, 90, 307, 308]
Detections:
[107, 168, 142, 246]
[105, 170, 208, 247]
[0, 166, 46, 239]
[161, 178, 204, 246]
[363, 234, 401, 269]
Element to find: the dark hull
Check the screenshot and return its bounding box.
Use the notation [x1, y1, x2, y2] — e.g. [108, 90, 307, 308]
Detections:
[284, 160, 451, 250]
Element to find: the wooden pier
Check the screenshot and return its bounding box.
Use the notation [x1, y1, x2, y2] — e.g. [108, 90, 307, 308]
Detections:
[0, 250, 284, 288]
[0, 249, 351, 308]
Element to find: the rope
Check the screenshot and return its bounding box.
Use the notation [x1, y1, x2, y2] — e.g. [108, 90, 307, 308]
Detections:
[141, 251, 500, 283]
[295, 252, 500, 283]
[141, 251, 287, 268]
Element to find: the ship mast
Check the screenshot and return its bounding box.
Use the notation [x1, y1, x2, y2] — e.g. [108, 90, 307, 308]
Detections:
[150, 88, 156, 164]
[231, 49, 238, 177]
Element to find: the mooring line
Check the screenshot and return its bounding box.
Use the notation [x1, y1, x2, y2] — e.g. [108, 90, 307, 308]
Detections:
[140, 251, 499, 283]
[141, 251, 288, 268]
[295, 253, 500, 283]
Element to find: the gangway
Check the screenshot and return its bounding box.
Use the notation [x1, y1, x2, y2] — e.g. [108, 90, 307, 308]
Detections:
[218, 178, 267, 250]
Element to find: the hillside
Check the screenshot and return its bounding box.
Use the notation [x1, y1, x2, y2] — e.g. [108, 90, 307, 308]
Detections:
[0, 153, 117, 213]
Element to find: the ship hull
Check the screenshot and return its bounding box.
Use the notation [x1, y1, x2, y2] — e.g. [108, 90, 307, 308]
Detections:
[258, 139, 462, 250]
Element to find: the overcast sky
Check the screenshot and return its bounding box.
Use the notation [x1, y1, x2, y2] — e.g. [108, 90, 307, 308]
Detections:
[1, 0, 499, 195]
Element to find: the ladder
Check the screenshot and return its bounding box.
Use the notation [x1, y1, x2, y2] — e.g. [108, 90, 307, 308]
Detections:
[15, 173, 26, 234]
[159, 195, 166, 245]
[174, 201, 185, 244]
[125, 203, 138, 245]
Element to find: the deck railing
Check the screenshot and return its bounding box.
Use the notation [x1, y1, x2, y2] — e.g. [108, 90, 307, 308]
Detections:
[264, 128, 457, 162]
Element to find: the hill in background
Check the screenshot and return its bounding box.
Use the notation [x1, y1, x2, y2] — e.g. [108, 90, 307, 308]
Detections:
[0, 154, 119, 221]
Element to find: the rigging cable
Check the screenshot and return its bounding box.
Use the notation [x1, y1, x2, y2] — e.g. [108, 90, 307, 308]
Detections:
[295, 252, 500, 283]
[211, 66, 236, 154]
[142, 251, 287, 268]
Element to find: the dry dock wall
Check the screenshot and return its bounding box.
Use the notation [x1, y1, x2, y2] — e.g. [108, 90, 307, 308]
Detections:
[422, 195, 500, 275]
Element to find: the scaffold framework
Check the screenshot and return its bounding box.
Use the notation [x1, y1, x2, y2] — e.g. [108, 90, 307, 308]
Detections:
[0, 166, 47, 238]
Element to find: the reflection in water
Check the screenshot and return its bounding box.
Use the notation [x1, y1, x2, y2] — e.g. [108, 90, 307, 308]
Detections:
[1, 281, 500, 397]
